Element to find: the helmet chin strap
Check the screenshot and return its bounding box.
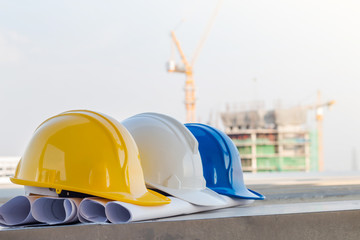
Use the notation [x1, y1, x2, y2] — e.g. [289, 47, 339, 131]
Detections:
[58, 190, 93, 198]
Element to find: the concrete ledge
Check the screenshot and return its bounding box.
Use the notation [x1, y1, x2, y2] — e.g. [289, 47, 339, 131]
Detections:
[2, 201, 360, 240]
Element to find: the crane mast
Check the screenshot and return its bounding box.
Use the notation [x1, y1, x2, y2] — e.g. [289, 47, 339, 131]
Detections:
[306, 90, 335, 171]
[168, 31, 196, 122]
[167, 0, 223, 123]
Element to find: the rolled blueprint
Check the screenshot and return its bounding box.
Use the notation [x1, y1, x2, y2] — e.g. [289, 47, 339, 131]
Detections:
[78, 197, 111, 223]
[1, 195, 253, 226]
[0, 195, 40, 226]
[31, 197, 82, 225]
[105, 195, 253, 223]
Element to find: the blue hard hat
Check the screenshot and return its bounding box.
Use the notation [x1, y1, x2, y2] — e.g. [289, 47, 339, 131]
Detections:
[185, 123, 264, 200]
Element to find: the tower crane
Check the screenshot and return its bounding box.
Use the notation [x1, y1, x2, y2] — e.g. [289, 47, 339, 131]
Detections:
[306, 90, 335, 171]
[167, 0, 223, 123]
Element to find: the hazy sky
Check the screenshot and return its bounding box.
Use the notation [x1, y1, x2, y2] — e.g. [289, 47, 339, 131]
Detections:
[1, 0, 360, 171]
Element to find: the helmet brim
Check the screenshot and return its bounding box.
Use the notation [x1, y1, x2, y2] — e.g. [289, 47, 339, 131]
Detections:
[147, 182, 228, 206]
[211, 187, 265, 200]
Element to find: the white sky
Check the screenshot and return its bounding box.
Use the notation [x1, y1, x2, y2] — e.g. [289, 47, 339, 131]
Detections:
[1, 0, 360, 171]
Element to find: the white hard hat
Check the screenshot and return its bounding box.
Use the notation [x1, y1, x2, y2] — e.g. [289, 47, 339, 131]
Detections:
[122, 112, 227, 206]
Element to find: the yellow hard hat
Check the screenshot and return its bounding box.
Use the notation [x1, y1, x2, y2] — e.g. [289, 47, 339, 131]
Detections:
[10, 110, 170, 206]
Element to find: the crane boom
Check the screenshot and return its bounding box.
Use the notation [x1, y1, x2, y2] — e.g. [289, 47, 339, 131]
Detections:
[170, 31, 191, 71]
[191, 0, 224, 66]
[167, 0, 223, 123]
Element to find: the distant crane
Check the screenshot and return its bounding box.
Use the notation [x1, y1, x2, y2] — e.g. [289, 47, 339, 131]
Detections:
[167, 0, 223, 123]
[306, 90, 335, 171]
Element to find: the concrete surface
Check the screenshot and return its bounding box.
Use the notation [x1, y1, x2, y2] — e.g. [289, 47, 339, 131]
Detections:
[2, 172, 360, 239]
[2, 201, 360, 240]
[244, 172, 360, 205]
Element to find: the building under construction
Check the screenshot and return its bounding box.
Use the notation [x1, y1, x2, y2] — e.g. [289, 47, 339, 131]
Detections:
[221, 105, 318, 172]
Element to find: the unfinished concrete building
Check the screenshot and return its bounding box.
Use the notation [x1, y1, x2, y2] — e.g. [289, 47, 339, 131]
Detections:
[221, 106, 316, 172]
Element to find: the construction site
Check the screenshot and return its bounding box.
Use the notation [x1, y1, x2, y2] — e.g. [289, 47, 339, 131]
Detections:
[222, 105, 313, 172]
[220, 95, 334, 173]
[166, 1, 335, 174]
[1, 1, 360, 239]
